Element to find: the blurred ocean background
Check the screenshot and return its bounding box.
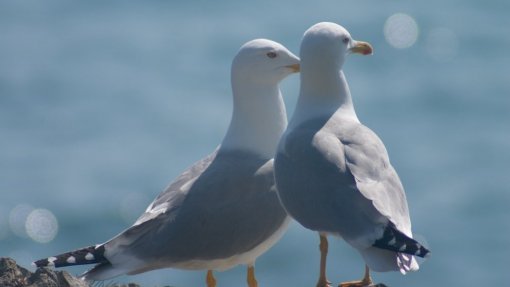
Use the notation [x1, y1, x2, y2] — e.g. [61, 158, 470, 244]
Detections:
[1, 0, 509, 286]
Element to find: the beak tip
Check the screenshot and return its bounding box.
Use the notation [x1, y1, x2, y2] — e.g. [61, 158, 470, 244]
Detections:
[351, 41, 374, 56]
[288, 63, 300, 73]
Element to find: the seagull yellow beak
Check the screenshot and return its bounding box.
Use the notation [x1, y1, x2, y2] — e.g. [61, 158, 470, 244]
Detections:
[350, 41, 373, 55]
[286, 63, 300, 73]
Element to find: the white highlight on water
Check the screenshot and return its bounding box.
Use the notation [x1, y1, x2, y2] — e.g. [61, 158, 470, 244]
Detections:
[25, 208, 59, 243]
[9, 204, 34, 238]
[384, 13, 419, 49]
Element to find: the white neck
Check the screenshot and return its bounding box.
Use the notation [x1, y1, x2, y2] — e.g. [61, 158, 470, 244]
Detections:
[289, 64, 359, 129]
[220, 79, 287, 159]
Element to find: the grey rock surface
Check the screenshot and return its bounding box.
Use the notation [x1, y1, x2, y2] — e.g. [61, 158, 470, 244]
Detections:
[0, 257, 117, 287]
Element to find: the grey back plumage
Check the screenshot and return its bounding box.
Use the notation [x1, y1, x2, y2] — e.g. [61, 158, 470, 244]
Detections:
[276, 115, 412, 246]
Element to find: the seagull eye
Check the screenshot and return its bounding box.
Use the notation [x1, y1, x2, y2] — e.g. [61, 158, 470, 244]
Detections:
[266, 52, 277, 59]
[342, 37, 350, 45]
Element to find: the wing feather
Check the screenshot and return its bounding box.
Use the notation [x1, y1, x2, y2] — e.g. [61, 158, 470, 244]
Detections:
[340, 124, 413, 236]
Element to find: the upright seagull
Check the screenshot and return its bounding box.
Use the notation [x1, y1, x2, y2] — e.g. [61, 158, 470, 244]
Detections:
[274, 22, 430, 287]
[34, 39, 300, 287]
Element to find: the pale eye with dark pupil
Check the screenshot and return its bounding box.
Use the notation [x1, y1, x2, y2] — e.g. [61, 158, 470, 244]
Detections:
[266, 52, 277, 59]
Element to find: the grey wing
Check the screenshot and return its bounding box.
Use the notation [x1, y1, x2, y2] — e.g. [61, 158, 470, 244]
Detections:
[107, 151, 287, 264]
[340, 124, 413, 235]
[276, 122, 377, 235]
[133, 150, 218, 226]
[148, 153, 287, 261]
[102, 151, 218, 260]
[277, 119, 411, 237]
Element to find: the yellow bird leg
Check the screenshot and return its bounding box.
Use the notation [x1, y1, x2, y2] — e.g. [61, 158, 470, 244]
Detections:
[316, 234, 332, 287]
[206, 270, 217, 287]
[247, 265, 258, 287]
[338, 265, 373, 287]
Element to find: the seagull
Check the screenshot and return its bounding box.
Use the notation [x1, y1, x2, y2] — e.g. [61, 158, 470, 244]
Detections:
[34, 39, 300, 287]
[274, 22, 430, 287]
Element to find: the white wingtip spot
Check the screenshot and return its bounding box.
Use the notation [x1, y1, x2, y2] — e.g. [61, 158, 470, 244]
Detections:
[399, 244, 407, 251]
[85, 252, 94, 261]
[388, 238, 396, 245]
[47, 256, 57, 266]
[66, 256, 76, 264]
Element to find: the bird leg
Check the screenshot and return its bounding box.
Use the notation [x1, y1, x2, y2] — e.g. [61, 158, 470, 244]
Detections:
[206, 270, 217, 287]
[247, 265, 258, 287]
[316, 234, 332, 287]
[338, 265, 373, 287]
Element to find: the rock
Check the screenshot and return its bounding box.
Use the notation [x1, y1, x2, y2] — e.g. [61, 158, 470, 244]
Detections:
[0, 257, 88, 287]
[0, 257, 32, 287]
[0, 257, 144, 287]
[57, 271, 92, 287]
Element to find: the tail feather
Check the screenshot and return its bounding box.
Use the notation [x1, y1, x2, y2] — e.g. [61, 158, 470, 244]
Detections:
[373, 224, 430, 258]
[33, 244, 108, 268]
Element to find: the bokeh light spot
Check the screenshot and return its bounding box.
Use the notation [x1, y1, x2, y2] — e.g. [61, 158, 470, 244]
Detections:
[384, 13, 419, 49]
[25, 208, 59, 243]
[9, 204, 34, 238]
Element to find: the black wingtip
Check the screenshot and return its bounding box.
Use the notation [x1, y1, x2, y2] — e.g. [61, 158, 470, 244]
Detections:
[33, 244, 108, 268]
[373, 224, 431, 258]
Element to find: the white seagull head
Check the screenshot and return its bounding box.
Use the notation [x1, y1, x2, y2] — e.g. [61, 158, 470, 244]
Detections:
[300, 22, 373, 69]
[232, 39, 300, 85]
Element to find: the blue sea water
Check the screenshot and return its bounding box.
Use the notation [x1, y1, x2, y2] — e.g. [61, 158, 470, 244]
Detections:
[1, 0, 509, 286]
